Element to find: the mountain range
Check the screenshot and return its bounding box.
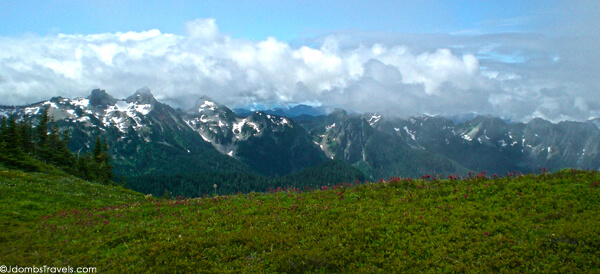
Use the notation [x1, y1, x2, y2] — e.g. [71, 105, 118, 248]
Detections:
[2, 88, 600, 188]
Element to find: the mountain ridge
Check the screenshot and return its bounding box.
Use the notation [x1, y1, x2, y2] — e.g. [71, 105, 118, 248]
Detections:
[2, 88, 600, 182]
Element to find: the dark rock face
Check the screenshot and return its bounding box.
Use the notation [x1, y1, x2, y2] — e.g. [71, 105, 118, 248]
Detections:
[87, 89, 117, 108]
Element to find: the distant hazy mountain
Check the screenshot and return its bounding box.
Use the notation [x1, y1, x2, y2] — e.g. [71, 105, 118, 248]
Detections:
[233, 104, 328, 118]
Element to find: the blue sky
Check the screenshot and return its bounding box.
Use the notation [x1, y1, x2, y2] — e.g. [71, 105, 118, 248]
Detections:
[0, 1, 599, 122]
[1, 0, 550, 40]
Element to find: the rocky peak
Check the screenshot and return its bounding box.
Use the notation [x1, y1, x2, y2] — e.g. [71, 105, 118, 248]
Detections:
[186, 95, 239, 122]
[126, 87, 157, 105]
[87, 89, 117, 108]
[190, 95, 220, 113]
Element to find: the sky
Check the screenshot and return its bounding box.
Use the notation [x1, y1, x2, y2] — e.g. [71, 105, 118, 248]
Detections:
[1, 0, 599, 122]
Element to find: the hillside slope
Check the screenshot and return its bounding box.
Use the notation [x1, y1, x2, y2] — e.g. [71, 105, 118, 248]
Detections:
[0, 168, 144, 261]
[2, 169, 598, 272]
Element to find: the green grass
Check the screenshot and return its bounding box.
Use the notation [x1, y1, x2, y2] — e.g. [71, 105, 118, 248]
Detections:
[0, 168, 144, 266]
[1, 169, 599, 272]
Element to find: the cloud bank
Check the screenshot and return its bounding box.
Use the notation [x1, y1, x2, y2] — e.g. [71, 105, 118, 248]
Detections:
[1, 18, 599, 122]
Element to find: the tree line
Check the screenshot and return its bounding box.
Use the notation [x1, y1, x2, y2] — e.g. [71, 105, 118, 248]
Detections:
[125, 160, 366, 198]
[0, 108, 113, 184]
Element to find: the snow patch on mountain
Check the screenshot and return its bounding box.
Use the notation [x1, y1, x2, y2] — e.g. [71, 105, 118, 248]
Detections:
[71, 98, 90, 108]
[199, 100, 217, 111]
[232, 118, 247, 135]
[101, 100, 153, 132]
[24, 107, 41, 115]
[77, 116, 90, 123]
[246, 121, 260, 133]
[403, 126, 416, 140]
[132, 104, 152, 115]
[325, 123, 336, 131]
[368, 114, 381, 126]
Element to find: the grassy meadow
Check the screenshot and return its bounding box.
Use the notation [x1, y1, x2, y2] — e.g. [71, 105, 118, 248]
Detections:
[1, 168, 599, 272]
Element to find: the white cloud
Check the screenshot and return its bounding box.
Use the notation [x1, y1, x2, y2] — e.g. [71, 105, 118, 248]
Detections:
[0, 18, 598, 122]
[185, 18, 220, 41]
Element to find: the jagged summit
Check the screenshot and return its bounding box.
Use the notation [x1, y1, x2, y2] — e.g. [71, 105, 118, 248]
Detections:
[126, 87, 157, 105]
[87, 89, 117, 108]
[189, 95, 221, 113]
[198, 95, 215, 102]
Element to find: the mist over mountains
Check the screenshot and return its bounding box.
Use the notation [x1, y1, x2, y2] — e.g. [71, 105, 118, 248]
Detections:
[2, 88, 600, 186]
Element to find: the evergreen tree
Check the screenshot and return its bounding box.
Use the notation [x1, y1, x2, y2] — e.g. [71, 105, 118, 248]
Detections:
[35, 108, 51, 162]
[5, 115, 22, 156]
[0, 117, 7, 140]
[51, 128, 77, 172]
[0, 117, 8, 162]
[0, 110, 114, 183]
[77, 152, 93, 181]
[36, 107, 49, 147]
[92, 136, 113, 184]
[18, 120, 33, 154]
[0, 114, 40, 172]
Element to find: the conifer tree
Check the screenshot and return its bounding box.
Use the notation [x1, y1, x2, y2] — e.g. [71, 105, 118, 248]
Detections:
[18, 120, 33, 154]
[50, 128, 76, 172]
[77, 152, 93, 181]
[5, 114, 22, 156]
[0, 117, 7, 140]
[0, 110, 114, 182]
[0, 117, 8, 161]
[92, 136, 113, 184]
[36, 107, 49, 147]
[34, 108, 51, 163]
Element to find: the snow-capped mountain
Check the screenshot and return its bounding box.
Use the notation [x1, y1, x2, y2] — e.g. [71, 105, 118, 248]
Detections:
[2, 88, 181, 137]
[0, 88, 250, 177]
[3, 88, 600, 180]
[182, 96, 325, 176]
[302, 110, 467, 179]
[0, 88, 326, 177]
[306, 112, 600, 178]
